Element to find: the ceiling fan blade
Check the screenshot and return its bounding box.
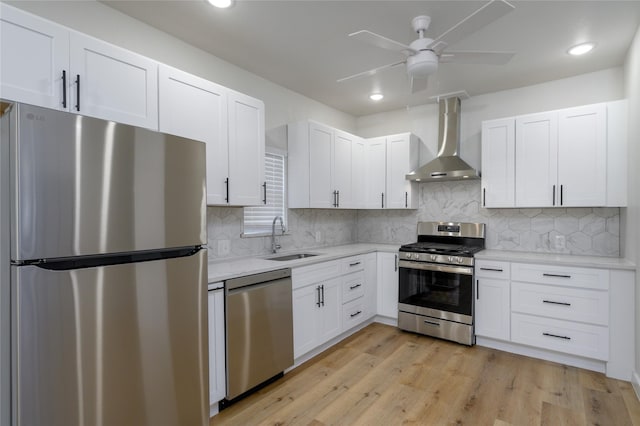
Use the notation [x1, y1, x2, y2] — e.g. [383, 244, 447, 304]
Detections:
[431, 0, 515, 48]
[439, 51, 515, 65]
[337, 60, 406, 83]
[411, 76, 429, 94]
[349, 30, 416, 55]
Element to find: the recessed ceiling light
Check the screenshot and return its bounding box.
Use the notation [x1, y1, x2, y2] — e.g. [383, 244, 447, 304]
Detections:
[369, 93, 384, 101]
[568, 42, 595, 56]
[207, 0, 233, 8]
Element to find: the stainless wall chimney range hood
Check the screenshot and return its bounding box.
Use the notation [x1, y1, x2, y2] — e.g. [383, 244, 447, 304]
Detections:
[406, 97, 480, 182]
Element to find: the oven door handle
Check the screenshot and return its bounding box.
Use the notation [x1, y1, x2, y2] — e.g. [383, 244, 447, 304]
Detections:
[398, 260, 473, 275]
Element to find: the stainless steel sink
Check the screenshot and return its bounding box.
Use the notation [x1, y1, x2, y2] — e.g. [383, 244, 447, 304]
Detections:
[267, 253, 318, 261]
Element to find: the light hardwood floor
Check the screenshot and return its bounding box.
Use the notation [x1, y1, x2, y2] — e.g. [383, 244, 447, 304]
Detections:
[211, 323, 640, 425]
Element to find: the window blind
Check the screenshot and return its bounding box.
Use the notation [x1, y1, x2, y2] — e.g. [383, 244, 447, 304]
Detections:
[243, 153, 286, 235]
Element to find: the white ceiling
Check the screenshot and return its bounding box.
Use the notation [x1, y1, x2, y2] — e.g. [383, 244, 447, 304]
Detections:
[102, 0, 640, 117]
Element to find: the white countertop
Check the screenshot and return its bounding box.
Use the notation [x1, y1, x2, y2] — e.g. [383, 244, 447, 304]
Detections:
[207, 243, 400, 283]
[476, 249, 636, 271]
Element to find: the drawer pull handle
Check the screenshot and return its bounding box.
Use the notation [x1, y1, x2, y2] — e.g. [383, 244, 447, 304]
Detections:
[349, 262, 361, 267]
[480, 267, 503, 272]
[543, 300, 571, 306]
[423, 320, 440, 327]
[350, 311, 362, 318]
[349, 283, 362, 290]
[543, 273, 571, 279]
[543, 332, 571, 340]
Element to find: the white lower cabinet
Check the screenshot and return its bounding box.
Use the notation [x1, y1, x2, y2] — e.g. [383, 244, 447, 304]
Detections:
[475, 260, 511, 341]
[207, 283, 226, 406]
[376, 252, 398, 319]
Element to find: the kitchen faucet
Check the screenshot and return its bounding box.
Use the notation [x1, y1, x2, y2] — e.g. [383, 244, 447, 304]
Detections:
[271, 216, 285, 253]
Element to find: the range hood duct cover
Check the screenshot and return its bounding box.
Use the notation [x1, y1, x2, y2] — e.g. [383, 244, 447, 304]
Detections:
[406, 97, 480, 182]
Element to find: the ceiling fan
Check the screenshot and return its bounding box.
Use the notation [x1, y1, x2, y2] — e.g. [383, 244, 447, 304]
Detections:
[337, 0, 516, 93]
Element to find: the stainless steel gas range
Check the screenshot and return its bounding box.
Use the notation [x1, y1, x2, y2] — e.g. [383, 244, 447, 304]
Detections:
[397, 221, 486, 345]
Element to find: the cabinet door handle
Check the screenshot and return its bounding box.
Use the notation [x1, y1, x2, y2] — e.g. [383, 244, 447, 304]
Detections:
[543, 332, 571, 340]
[483, 188, 486, 207]
[75, 74, 80, 111]
[316, 285, 321, 307]
[349, 283, 362, 290]
[349, 261, 361, 267]
[337, 190, 340, 208]
[350, 311, 362, 318]
[479, 267, 503, 272]
[333, 190, 337, 207]
[552, 185, 556, 206]
[225, 178, 230, 203]
[543, 300, 571, 306]
[62, 70, 67, 108]
[381, 193, 384, 208]
[405, 191, 408, 208]
[543, 273, 571, 279]
[560, 184, 564, 206]
[262, 181, 267, 204]
[394, 254, 398, 271]
[476, 279, 479, 300]
[424, 320, 440, 327]
[321, 284, 325, 306]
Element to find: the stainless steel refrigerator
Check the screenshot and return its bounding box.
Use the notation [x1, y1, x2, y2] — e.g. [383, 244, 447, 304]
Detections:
[0, 102, 209, 426]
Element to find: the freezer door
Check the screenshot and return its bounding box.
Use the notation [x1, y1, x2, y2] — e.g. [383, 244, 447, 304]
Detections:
[12, 250, 208, 426]
[10, 103, 206, 261]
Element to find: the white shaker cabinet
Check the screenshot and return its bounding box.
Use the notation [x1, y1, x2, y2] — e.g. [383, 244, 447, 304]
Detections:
[158, 65, 228, 205]
[376, 252, 399, 319]
[0, 4, 69, 110]
[351, 138, 367, 209]
[474, 260, 511, 341]
[207, 282, 226, 406]
[481, 118, 515, 208]
[364, 137, 387, 209]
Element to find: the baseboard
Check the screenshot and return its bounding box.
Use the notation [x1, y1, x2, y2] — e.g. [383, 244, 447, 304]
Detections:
[632, 371, 640, 401]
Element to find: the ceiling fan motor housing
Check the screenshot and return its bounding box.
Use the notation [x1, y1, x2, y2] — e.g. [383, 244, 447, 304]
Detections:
[407, 38, 438, 76]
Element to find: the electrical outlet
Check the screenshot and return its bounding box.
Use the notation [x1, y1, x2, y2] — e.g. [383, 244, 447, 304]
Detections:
[555, 235, 566, 251]
[315, 231, 322, 243]
[217, 239, 230, 256]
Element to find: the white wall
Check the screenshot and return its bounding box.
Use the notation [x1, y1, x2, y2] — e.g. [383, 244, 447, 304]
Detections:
[7, 0, 357, 150]
[356, 68, 625, 168]
[623, 24, 640, 380]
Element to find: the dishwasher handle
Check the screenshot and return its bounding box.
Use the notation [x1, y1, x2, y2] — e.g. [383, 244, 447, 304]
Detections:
[226, 268, 291, 291]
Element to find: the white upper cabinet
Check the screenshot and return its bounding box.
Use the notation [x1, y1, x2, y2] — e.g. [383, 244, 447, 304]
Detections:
[1, 4, 158, 129]
[482, 100, 627, 208]
[288, 121, 363, 209]
[227, 90, 265, 206]
[0, 4, 69, 110]
[69, 32, 158, 129]
[158, 65, 229, 205]
[158, 65, 265, 207]
[481, 118, 515, 208]
[515, 112, 558, 207]
[363, 133, 419, 210]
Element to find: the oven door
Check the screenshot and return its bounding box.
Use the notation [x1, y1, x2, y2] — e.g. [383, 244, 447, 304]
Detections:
[398, 260, 474, 325]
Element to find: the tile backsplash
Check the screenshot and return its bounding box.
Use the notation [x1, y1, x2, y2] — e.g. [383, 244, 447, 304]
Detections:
[206, 180, 620, 261]
[356, 180, 620, 257]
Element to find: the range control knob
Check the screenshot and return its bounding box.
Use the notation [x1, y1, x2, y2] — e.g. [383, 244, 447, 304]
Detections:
[430, 255, 437, 261]
[413, 253, 420, 260]
[405, 252, 412, 259]
[447, 256, 453, 262]
[457, 257, 464, 264]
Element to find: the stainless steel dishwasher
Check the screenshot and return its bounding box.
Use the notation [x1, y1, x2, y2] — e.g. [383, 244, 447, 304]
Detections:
[224, 268, 293, 403]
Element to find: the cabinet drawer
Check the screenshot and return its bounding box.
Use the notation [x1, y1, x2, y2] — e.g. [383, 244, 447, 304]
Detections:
[511, 263, 608, 290]
[341, 255, 365, 274]
[342, 271, 365, 303]
[512, 282, 608, 325]
[342, 298, 366, 331]
[475, 260, 510, 279]
[511, 313, 608, 360]
[292, 259, 341, 289]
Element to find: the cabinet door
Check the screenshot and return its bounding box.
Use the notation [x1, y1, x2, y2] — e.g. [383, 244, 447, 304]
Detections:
[0, 4, 69, 110]
[207, 288, 226, 404]
[481, 119, 515, 208]
[557, 104, 606, 206]
[363, 253, 377, 319]
[377, 252, 399, 319]
[228, 90, 265, 206]
[333, 130, 353, 208]
[292, 285, 321, 358]
[309, 122, 334, 208]
[318, 277, 342, 343]
[69, 32, 158, 129]
[386, 134, 416, 209]
[475, 278, 510, 341]
[365, 137, 387, 209]
[158, 65, 229, 206]
[515, 112, 558, 207]
[351, 137, 366, 209]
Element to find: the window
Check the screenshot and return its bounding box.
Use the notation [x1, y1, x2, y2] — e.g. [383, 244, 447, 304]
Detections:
[243, 151, 287, 236]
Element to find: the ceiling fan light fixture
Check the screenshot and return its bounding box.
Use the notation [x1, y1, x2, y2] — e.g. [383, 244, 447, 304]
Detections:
[206, 0, 234, 8]
[369, 93, 384, 101]
[407, 50, 438, 77]
[568, 42, 595, 56]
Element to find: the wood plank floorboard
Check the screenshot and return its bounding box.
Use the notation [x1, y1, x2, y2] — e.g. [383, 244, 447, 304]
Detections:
[211, 323, 640, 426]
